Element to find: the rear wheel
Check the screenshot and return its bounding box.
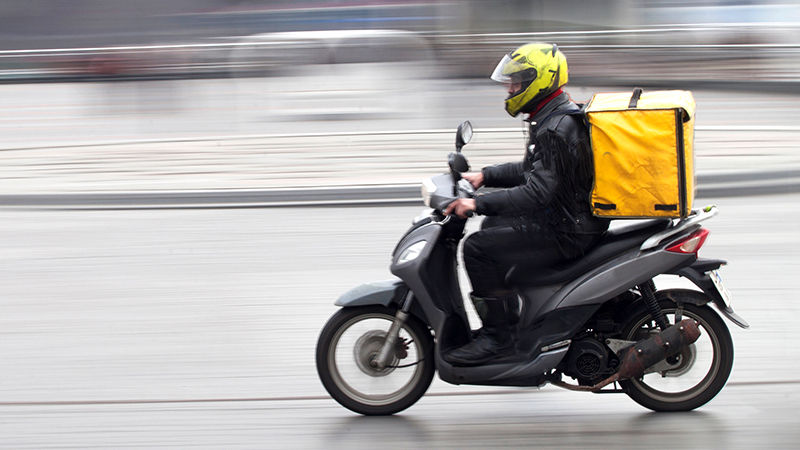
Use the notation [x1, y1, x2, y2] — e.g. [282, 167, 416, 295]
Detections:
[316, 305, 435, 415]
[619, 292, 734, 411]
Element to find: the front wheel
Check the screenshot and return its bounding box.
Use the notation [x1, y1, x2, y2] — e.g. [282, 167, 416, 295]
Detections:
[316, 305, 435, 415]
[619, 291, 734, 412]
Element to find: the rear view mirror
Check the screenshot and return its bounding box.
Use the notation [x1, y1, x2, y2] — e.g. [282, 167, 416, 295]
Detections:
[455, 121, 472, 152]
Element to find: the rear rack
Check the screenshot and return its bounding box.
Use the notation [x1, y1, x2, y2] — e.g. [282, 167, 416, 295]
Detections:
[640, 205, 718, 251]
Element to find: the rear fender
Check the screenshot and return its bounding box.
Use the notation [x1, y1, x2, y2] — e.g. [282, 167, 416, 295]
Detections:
[657, 288, 710, 306]
[668, 258, 750, 329]
[615, 289, 711, 335]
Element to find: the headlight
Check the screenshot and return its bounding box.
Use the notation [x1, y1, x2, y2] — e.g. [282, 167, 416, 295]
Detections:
[397, 240, 427, 264]
[421, 178, 437, 208]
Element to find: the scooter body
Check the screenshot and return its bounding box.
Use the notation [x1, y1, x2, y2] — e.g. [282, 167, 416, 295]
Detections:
[338, 204, 724, 387]
[318, 121, 747, 415]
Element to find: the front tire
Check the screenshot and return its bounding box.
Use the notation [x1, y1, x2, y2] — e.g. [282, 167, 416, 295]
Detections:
[619, 291, 734, 412]
[316, 305, 435, 415]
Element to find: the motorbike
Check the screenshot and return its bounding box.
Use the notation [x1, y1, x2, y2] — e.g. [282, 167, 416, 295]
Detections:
[315, 121, 749, 415]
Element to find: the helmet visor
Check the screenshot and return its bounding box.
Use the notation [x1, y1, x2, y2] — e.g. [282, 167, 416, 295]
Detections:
[490, 54, 537, 84]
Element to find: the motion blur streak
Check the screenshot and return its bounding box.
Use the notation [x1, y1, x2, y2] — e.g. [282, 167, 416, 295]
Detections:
[1, 0, 799, 448]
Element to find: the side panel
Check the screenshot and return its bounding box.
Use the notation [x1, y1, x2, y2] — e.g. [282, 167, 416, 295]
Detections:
[516, 305, 599, 358]
[533, 248, 692, 318]
[518, 285, 562, 327]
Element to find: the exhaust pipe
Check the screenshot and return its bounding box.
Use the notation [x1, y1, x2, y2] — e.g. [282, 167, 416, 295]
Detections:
[615, 318, 701, 380]
[552, 319, 701, 392]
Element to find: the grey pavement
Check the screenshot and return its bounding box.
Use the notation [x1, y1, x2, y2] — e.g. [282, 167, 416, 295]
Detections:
[2, 384, 799, 449]
[1, 127, 799, 208]
[0, 193, 799, 447]
[1, 80, 799, 207]
[0, 195, 796, 404]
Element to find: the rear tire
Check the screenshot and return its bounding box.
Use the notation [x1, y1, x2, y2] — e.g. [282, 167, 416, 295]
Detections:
[316, 305, 435, 415]
[619, 292, 734, 412]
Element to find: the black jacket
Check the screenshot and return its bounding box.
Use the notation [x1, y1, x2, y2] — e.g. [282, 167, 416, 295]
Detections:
[475, 92, 608, 241]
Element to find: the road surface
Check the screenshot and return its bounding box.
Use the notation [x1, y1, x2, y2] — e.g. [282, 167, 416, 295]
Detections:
[0, 192, 797, 448]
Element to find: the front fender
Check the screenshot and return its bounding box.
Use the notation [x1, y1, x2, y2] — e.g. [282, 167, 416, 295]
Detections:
[334, 279, 430, 325]
[335, 279, 408, 307]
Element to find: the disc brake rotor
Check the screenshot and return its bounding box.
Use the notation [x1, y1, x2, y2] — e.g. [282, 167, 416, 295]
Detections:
[353, 330, 402, 377]
[659, 343, 697, 377]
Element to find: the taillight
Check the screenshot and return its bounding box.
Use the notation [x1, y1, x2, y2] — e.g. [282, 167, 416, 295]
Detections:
[666, 228, 710, 254]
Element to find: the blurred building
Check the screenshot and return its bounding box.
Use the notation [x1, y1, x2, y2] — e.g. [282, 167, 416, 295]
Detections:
[0, 1, 797, 84]
[3, 0, 797, 50]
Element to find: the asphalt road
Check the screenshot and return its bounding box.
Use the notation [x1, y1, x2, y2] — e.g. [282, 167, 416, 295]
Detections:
[0, 192, 798, 448]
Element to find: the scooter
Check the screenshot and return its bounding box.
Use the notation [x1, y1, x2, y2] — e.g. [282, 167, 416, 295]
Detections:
[315, 121, 748, 415]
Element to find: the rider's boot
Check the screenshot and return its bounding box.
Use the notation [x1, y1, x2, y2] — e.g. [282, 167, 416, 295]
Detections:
[444, 294, 520, 366]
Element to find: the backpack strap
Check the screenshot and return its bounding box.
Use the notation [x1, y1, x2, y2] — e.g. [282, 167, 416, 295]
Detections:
[545, 102, 587, 134]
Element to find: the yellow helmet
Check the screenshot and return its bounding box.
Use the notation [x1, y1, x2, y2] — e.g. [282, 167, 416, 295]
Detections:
[491, 43, 569, 117]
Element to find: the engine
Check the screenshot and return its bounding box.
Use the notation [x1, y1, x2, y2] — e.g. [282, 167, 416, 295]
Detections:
[563, 337, 616, 385]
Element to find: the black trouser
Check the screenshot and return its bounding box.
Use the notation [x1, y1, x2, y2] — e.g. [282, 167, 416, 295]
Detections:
[463, 216, 590, 297]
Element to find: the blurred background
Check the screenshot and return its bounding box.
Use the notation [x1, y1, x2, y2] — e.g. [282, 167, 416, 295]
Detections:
[2, 0, 799, 182]
[2, 1, 800, 448]
[1, 0, 799, 84]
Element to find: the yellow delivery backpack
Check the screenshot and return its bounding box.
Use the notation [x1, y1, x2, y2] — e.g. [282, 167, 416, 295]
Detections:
[585, 88, 696, 219]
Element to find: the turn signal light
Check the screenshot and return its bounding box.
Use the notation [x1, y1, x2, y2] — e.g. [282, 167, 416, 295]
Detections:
[666, 228, 710, 254]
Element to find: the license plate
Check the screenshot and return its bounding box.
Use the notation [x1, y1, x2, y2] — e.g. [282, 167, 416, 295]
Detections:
[708, 269, 733, 308]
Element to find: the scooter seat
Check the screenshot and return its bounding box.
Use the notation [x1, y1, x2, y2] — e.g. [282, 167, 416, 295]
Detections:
[505, 219, 672, 287]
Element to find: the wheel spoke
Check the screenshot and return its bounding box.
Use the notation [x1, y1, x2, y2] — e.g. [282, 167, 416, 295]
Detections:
[618, 297, 733, 411]
[317, 306, 435, 415]
[330, 314, 424, 405]
[629, 309, 720, 399]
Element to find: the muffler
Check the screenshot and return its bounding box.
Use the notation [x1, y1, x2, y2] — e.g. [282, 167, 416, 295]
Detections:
[615, 318, 701, 380]
[552, 319, 701, 392]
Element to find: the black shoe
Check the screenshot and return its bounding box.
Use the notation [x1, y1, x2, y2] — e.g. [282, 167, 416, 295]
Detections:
[444, 326, 514, 366]
[444, 295, 519, 366]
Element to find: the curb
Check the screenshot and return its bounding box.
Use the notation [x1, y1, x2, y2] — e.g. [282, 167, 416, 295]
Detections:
[0, 170, 797, 210]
